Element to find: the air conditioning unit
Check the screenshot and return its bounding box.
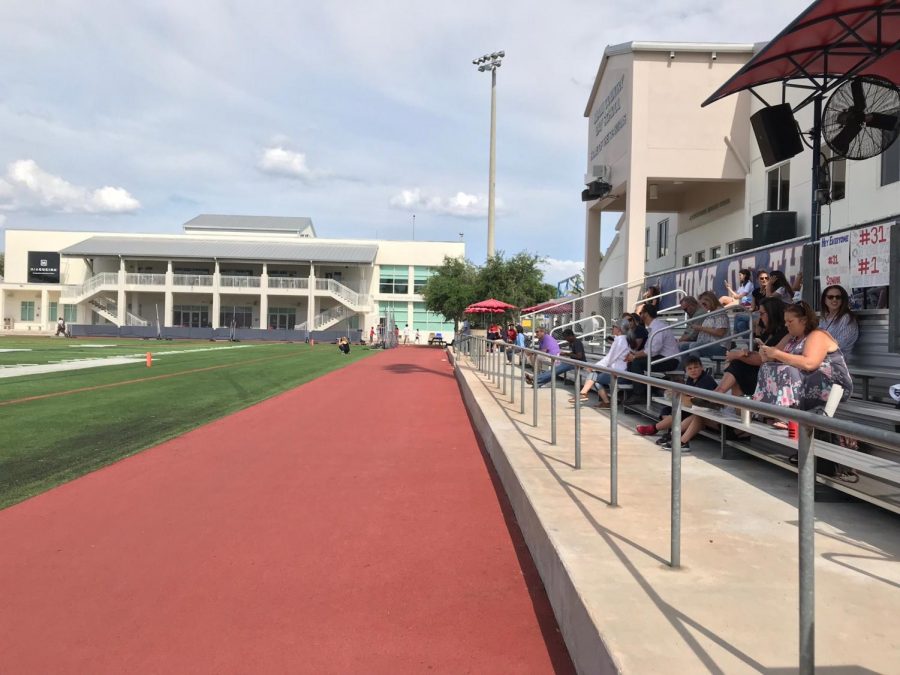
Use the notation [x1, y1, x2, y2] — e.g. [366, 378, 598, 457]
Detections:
[583, 164, 611, 185]
[752, 211, 797, 247]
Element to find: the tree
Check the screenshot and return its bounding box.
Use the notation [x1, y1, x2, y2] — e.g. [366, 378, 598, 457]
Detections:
[474, 252, 556, 311]
[421, 256, 479, 331]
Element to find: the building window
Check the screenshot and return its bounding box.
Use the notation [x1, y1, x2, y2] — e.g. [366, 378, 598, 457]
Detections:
[881, 137, 900, 186]
[49, 302, 58, 321]
[173, 304, 210, 328]
[766, 163, 790, 211]
[379, 265, 409, 294]
[710, 245, 722, 260]
[268, 307, 296, 330]
[20, 301, 35, 321]
[379, 300, 408, 326]
[656, 219, 669, 258]
[412, 301, 454, 334]
[682, 254, 692, 267]
[727, 241, 739, 255]
[413, 267, 433, 294]
[63, 305, 78, 323]
[826, 152, 847, 201]
[696, 250, 706, 264]
[220, 306, 253, 329]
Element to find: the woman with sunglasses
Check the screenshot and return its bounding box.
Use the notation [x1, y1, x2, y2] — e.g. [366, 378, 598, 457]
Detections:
[754, 300, 853, 412]
[819, 285, 858, 353]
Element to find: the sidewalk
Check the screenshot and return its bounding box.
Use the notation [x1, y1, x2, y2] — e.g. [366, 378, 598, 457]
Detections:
[454, 350, 900, 673]
[0, 347, 573, 674]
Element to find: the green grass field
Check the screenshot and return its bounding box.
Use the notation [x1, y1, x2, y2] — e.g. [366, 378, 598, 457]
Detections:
[0, 337, 374, 510]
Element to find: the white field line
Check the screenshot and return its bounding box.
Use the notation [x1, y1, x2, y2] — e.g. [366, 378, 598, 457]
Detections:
[0, 344, 260, 379]
[0, 349, 33, 353]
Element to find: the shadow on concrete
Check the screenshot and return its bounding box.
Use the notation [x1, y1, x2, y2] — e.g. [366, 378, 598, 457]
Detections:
[464, 363, 885, 673]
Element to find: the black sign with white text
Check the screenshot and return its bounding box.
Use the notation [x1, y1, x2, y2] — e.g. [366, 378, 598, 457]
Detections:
[27, 251, 61, 283]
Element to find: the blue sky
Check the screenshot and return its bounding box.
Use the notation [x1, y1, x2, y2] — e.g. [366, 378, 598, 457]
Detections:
[0, 0, 809, 283]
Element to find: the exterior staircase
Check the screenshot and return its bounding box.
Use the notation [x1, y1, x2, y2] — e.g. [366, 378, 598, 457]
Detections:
[295, 305, 353, 332]
[88, 295, 148, 327]
[315, 279, 371, 311]
[60, 272, 120, 304]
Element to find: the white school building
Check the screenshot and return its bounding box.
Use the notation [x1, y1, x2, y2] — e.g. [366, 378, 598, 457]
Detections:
[1, 215, 464, 337]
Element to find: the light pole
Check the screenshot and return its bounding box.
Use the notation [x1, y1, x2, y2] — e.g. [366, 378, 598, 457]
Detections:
[472, 50, 504, 258]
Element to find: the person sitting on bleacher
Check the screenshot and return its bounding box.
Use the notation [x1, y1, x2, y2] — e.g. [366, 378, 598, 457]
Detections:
[625, 304, 680, 375]
[677, 291, 728, 363]
[637, 356, 717, 449]
[676, 296, 706, 346]
[717, 297, 787, 397]
[719, 268, 754, 308]
[753, 300, 853, 413]
[570, 319, 631, 408]
[819, 285, 858, 353]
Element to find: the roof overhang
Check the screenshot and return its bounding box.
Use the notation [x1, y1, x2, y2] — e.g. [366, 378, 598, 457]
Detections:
[703, 0, 900, 108]
[59, 236, 378, 264]
[584, 41, 755, 116]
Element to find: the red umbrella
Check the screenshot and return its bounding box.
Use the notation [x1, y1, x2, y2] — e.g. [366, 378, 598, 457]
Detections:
[464, 298, 518, 314]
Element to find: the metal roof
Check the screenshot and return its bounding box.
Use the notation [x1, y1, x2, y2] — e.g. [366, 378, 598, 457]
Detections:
[182, 214, 317, 236]
[59, 236, 377, 263]
[703, 0, 899, 106]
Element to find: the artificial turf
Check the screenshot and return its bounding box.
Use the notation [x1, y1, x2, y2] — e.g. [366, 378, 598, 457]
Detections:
[0, 339, 374, 509]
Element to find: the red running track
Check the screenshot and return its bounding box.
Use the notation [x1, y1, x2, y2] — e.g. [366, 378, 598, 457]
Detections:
[0, 347, 573, 674]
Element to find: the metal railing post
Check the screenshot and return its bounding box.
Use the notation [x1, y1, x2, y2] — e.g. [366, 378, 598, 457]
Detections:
[502, 348, 508, 395]
[532, 358, 539, 427]
[574, 367, 582, 469]
[550, 360, 557, 445]
[798, 424, 815, 674]
[520, 352, 526, 414]
[670, 393, 682, 568]
[610, 374, 618, 506]
[510, 349, 516, 403]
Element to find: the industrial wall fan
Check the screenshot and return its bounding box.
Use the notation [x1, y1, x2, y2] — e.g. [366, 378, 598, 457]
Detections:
[823, 75, 900, 160]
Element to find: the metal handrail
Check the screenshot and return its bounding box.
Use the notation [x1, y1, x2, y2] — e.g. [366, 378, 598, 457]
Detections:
[634, 288, 686, 310]
[519, 276, 653, 323]
[454, 333, 900, 675]
[549, 315, 608, 349]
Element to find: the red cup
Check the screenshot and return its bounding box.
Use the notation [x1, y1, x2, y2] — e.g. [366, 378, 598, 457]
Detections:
[787, 420, 799, 439]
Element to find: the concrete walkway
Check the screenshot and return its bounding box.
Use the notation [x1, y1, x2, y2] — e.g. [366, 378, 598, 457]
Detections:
[454, 350, 900, 673]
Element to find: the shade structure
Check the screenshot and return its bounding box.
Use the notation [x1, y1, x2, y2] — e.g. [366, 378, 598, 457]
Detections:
[703, 0, 899, 107]
[464, 298, 518, 314]
[521, 298, 574, 315]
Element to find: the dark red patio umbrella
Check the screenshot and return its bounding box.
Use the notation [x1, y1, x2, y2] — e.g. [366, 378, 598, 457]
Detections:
[464, 298, 518, 314]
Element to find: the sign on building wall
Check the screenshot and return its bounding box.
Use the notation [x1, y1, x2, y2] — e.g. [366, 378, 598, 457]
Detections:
[652, 239, 805, 301]
[850, 222, 891, 288]
[818, 233, 851, 288]
[589, 73, 628, 163]
[27, 251, 60, 283]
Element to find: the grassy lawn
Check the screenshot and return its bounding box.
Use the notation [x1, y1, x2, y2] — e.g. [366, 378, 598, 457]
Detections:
[0, 338, 374, 510]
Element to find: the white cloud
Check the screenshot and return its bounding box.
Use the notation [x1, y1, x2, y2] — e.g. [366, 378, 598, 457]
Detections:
[258, 146, 329, 181]
[0, 160, 140, 214]
[539, 257, 583, 284]
[390, 187, 504, 218]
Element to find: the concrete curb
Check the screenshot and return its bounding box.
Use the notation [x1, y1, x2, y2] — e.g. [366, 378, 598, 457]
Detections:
[451, 350, 617, 674]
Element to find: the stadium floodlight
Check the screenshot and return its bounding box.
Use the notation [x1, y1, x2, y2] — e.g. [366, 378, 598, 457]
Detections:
[471, 50, 504, 258]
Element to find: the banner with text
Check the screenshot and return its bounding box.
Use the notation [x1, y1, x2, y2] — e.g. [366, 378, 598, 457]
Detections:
[651, 239, 805, 303]
[818, 233, 851, 288]
[850, 222, 891, 288]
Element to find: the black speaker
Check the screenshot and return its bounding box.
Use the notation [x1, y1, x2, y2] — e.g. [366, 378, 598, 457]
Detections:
[752, 211, 797, 247]
[750, 104, 803, 167]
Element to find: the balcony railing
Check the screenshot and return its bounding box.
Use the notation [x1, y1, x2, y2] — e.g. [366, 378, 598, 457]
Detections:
[267, 277, 308, 290]
[125, 273, 166, 286]
[220, 275, 261, 288]
[173, 274, 213, 287]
